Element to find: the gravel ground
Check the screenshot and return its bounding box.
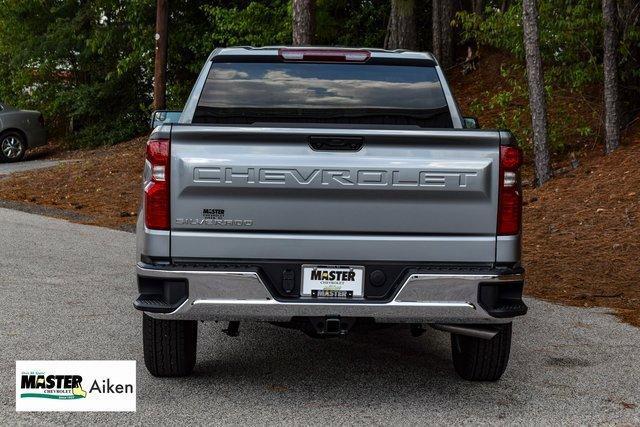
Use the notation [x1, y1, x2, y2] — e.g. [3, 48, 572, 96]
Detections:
[1, 207, 639, 425]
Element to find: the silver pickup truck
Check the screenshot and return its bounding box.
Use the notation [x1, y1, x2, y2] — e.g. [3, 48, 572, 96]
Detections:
[135, 46, 527, 381]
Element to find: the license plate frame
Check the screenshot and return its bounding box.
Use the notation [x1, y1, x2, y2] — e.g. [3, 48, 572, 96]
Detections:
[301, 265, 365, 299]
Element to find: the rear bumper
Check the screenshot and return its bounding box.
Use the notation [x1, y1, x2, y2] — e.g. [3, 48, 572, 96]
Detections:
[135, 263, 526, 324]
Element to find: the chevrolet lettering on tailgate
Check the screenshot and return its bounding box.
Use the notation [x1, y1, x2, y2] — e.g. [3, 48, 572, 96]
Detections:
[193, 167, 481, 189]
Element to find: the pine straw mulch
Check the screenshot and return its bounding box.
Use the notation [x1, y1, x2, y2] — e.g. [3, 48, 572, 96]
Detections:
[523, 134, 640, 327]
[0, 137, 146, 230]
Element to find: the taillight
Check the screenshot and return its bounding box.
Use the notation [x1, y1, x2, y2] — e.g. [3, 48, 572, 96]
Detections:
[497, 145, 523, 235]
[278, 48, 371, 62]
[144, 139, 170, 230]
[38, 114, 45, 127]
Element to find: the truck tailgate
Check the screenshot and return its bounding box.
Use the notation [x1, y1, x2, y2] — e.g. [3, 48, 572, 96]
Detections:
[169, 126, 500, 262]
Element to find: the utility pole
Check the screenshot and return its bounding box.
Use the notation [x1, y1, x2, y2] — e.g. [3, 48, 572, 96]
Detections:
[153, 0, 168, 111]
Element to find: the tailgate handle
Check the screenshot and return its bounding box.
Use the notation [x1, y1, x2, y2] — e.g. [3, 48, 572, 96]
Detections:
[309, 136, 364, 151]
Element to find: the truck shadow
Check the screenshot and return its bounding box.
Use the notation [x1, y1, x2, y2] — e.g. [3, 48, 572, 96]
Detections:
[185, 322, 509, 402]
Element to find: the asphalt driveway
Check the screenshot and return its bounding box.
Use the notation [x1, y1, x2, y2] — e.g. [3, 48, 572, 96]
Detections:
[0, 207, 639, 424]
[0, 159, 67, 177]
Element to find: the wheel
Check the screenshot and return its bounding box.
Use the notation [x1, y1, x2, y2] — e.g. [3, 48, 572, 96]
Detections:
[142, 313, 197, 377]
[451, 323, 512, 381]
[0, 131, 27, 162]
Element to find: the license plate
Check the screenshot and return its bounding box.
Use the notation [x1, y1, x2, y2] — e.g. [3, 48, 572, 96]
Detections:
[301, 265, 364, 299]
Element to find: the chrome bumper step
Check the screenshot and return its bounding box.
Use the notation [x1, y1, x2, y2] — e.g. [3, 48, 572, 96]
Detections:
[135, 263, 525, 324]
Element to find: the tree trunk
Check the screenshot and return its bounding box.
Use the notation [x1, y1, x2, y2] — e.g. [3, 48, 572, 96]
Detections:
[432, 0, 453, 67]
[522, 0, 552, 186]
[384, 0, 417, 50]
[602, 0, 620, 153]
[292, 0, 315, 46]
[439, 0, 453, 68]
[501, 0, 511, 12]
[153, 0, 168, 111]
[473, 0, 484, 15]
[432, 0, 442, 60]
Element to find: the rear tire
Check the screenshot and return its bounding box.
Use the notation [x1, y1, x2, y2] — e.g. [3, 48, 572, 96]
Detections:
[0, 131, 27, 163]
[143, 314, 197, 377]
[451, 323, 512, 381]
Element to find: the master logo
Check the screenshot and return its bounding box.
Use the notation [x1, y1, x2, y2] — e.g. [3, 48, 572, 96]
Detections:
[20, 373, 87, 400]
[310, 269, 356, 281]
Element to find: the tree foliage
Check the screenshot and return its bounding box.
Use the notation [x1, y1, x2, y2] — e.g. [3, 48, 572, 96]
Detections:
[0, 0, 637, 149]
[0, 0, 292, 147]
[315, 0, 390, 48]
[458, 0, 639, 93]
[0, 0, 395, 147]
[458, 1, 606, 87]
[167, 0, 291, 107]
[457, 0, 639, 153]
[0, 0, 154, 146]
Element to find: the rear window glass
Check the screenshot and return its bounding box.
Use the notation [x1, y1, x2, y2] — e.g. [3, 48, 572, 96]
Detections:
[194, 62, 452, 128]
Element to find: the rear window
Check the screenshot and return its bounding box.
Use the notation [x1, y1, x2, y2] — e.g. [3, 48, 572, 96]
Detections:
[193, 62, 452, 128]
